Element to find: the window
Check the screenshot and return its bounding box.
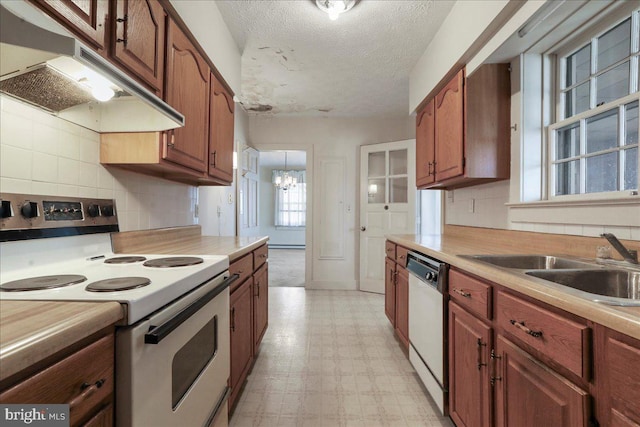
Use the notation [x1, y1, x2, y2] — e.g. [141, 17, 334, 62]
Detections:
[549, 9, 640, 198]
[274, 170, 306, 227]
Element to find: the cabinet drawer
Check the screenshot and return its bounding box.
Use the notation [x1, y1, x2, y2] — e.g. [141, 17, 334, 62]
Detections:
[253, 244, 268, 269]
[496, 291, 590, 379]
[396, 246, 409, 266]
[385, 241, 396, 260]
[230, 253, 253, 294]
[0, 334, 114, 426]
[449, 269, 492, 320]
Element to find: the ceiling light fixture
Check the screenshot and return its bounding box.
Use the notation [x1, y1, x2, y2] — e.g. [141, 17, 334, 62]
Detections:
[316, 0, 356, 21]
[273, 152, 297, 191]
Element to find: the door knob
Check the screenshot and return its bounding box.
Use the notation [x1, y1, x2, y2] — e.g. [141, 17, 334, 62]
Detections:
[360, 226, 366, 231]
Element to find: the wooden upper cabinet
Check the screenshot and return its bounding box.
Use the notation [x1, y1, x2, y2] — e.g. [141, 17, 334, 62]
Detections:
[208, 73, 235, 183]
[163, 18, 209, 173]
[416, 98, 435, 187]
[416, 64, 510, 190]
[30, 0, 109, 53]
[111, 0, 165, 94]
[434, 68, 465, 182]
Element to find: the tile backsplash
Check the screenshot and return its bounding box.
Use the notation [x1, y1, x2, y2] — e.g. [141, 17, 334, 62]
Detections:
[0, 95, 198, 232]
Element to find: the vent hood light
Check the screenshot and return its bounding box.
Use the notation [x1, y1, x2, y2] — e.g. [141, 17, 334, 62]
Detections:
[0, 2, 184, 133]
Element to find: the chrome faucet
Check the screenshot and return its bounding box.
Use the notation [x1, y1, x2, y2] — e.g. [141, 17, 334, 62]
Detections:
[600, 233, 638, 264]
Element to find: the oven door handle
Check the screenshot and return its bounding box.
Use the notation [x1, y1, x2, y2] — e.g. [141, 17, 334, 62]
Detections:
[144, 273, 239, 345]
[203, 386, 230, 427]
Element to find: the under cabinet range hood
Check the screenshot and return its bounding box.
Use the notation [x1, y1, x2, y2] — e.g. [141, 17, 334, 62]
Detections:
[0, 2, 184, 133]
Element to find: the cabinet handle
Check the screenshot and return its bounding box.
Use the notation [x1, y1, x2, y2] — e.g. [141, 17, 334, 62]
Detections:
[398, 254, 405, 260]
[211, 150, 217, 167]
[256, 282, 260, 297]
[116, 15, 128, 23]
[477, 338, 487, 370]
[510, 319, 543, 338]
[427, 162, 433, 176]
[69, 379, 106, 411]
[167, 130, 175, 148]
[490, 349, 502, 386]
[231, 307, 236, 331]
[452, 288, 471, 298]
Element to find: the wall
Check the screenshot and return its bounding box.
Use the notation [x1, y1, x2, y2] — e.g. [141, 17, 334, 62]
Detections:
[257, 161, 305, 247]
[0, 96, 198, 231]
[249, 115, 414, 290]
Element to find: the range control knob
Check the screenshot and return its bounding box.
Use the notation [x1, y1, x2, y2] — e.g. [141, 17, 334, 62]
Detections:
[101, 205, 114, 217]
[21, 201, 39, 219]
[87, 204, 100, 217]
[0, 200, 11, 218]
[424, 272, 435, 281]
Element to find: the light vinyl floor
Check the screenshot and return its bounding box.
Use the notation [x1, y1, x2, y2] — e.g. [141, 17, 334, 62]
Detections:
[230, 288, 453, 427]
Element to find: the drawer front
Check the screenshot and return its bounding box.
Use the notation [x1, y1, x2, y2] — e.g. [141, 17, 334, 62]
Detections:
[1, 334, 114, 426]
[385, 241, 396, 260]
[496, 291, 590, 379]
[449, 269, 492, 320]
[253, 244, 268, 269]
[230, 253, 253, 293]
[396, 246, 409, 266]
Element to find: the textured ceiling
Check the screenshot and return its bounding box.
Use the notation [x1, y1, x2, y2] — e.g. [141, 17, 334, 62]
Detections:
[215, 0, 454, 117]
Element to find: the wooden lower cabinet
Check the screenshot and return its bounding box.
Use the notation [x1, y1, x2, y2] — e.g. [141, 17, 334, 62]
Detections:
[0, 333, 115, 427]
[494, 335, 589, 427]
[253, 263, 268, 352]
[449, 301, 492, 427]
[229, 277, 253, 412]
[395, 266, 409, 348]
[595, 325, 640, 426]
[385, 257, 396, 326]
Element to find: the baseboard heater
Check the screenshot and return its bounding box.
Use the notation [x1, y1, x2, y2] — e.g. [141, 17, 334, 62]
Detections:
[268, 244, 306, 249]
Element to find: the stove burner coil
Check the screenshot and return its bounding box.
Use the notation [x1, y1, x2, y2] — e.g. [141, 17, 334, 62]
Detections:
[0, 274, 87, 291]
[86, 277, 151, 292]
[104, 256, 147, 264]
[143, 257, 204, 268]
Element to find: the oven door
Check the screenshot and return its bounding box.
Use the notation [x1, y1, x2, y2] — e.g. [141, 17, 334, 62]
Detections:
[116, 272, 233, 427]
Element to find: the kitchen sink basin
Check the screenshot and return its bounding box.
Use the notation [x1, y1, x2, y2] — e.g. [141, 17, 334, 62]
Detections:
[526, 269, 640, 304]
[465, 255, 597, 270]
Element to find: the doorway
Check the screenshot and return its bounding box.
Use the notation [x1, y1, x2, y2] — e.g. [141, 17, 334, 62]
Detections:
[239, 150, 308, 287]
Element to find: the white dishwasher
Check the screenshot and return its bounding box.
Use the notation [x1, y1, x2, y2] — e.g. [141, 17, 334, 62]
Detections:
[407, 251, 449, 415]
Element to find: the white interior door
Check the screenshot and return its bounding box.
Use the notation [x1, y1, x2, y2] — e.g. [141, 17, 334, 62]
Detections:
[359, 140, 416, 293]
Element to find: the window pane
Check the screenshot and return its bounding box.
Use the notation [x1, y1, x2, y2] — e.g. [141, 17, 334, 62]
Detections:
[367, 178, 385, 204]
[586, 109, 618, 154]
[596, 61, 630, 105]
[555, 161, 580, 195]
[624, 147, 638, 190]
[564, 82, 590, 117]
[625, 101, 638, 146]
[597, 18, 631, 71]
[389, 149, 407, 175]
[368, 152, 385, 177]
[566, 44, 591, 87]
[390, 177, 407, 203]
[586, 152, 618, 193]
[556, 123, 581, 160]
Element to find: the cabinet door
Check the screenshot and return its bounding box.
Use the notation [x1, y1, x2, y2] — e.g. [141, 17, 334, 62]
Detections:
[229, 278, 253, 411]
[596, 326, 640, 426]
[416, 98, 435, 187]
[384, 257, 396, 326]
[31, 0, 108, 53]
[395, 266, 409, 349]
[449, 302, 492, 427]
[208, 73, 235, 183]
[253, 264, 268, 352]
[163, 18, 209, 172]
[434, 69, 465, 182]
[494, 335, 590, 427]
[112, 0, 165, 94]
[82, 403, 113, 427]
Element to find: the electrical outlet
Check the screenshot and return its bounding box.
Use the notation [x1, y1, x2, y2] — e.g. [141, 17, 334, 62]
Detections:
[228, 193, 233, 204]
[447, 190, 454, 202]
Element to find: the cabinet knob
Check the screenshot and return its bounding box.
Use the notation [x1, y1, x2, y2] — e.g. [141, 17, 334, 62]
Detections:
[360, 226, 366, 231]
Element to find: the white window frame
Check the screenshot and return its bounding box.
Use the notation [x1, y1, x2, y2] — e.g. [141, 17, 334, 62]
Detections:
[274, 181, 306, 229]
[546, 8, 640, 203]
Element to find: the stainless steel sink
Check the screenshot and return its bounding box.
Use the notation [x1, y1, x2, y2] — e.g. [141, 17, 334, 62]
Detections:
[525, 270, 640, 303]
[464, 254, 597, 270]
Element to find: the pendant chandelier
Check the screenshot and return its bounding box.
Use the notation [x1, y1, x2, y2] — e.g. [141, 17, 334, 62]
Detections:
[273, 152, 297, 191]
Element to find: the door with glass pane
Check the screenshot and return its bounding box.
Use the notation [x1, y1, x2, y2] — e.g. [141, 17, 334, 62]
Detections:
[360, 140, 416, 293]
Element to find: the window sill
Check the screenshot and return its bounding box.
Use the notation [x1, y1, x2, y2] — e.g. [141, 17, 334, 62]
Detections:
[507, 196, 640, 228]
[275, 226, 306, 230]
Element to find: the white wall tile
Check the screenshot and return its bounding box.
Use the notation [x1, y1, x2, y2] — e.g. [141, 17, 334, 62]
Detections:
[57, 184, 79, 196]
[1, 177, 31, 193]
[32, 124, 60, 155]
[97, 166, 114, 190]
[58, 157, 80, 185]
[78, 162, 98, 188]
[32, 152, 58, 182]
[31, 181, 58, 196]
[1, 145, 32, 180]
[0, 112, 33, 150]
[57, 131, 81, 160]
